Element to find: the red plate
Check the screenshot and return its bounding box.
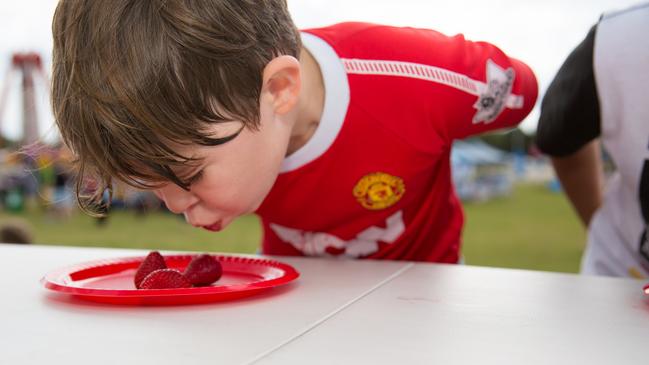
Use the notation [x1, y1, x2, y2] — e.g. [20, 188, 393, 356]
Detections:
[42, 254, 299, 305]
[644, 284, 649, 295]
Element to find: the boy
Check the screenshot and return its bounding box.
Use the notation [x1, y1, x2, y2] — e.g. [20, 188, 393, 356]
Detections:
[51, 1, 537, 262]
[536, 3, 649, 278]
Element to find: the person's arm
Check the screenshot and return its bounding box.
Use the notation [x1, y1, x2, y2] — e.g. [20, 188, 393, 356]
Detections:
[442, 36, 539, 140]
[536, 24, 602, 227]
[329, 24, 538, 145]
[550, 139, 604, 226]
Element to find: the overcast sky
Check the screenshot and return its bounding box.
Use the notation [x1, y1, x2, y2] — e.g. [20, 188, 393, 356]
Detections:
[0, 0, 643, 141]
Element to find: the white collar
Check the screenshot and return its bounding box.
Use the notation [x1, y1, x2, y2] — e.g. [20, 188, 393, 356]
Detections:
[280, 32, 350, 173]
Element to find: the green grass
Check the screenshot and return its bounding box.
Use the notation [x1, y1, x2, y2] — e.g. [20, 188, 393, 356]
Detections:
[1, 183, 586, 273]
[461, 183, 586, 273]
[1, 209, 261, 254]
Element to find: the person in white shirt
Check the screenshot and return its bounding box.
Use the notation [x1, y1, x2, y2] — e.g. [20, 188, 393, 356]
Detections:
[536, 3, 649, 278]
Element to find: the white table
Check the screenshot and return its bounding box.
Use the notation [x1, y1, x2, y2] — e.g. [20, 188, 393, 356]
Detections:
[1, 244, 648, 365]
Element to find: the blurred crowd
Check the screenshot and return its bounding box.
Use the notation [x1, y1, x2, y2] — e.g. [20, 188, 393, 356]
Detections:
[0, 143, 165, 243]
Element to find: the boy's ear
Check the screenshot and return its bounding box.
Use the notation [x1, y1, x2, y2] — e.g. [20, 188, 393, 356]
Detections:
[261, 55, 301, 115]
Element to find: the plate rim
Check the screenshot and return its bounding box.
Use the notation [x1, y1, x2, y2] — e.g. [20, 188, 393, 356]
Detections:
[42, 253, 300, 298]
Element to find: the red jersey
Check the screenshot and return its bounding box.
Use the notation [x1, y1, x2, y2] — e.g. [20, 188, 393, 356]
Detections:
[256, 23, 537, 262]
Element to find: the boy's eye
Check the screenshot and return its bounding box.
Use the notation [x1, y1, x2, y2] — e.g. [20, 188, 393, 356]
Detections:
[187, 170, 204, 186]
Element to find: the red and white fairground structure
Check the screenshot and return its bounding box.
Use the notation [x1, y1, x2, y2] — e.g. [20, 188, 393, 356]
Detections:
[0, 52, 51, 150]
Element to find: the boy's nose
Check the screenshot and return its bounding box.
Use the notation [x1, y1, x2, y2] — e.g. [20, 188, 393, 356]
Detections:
[155, 184, 198, 214]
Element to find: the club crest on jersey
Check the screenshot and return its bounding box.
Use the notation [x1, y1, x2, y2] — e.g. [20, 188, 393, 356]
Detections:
[353, 172, 405, 210]
[473, 59, 515, 124]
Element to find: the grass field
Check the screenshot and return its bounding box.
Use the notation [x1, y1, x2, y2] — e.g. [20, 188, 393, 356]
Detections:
[1, 183, 586, 273]
[461, 183, 586, 273]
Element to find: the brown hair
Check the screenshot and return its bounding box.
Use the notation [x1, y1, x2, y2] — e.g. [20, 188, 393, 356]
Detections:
[51, 0, 301, 215]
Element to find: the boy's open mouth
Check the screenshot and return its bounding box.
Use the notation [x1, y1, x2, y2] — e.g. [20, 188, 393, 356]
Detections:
[202, 221, 223, 232]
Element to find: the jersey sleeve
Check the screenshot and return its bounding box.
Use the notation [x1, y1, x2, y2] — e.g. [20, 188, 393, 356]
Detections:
[312, 23, 538, 148]
[436, 35, 539, 141]
[535, 25, 601, 157]
[342, 25, 538, 142]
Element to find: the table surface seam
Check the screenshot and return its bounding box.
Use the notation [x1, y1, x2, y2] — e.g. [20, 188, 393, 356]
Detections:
[242, 262, 416, 365]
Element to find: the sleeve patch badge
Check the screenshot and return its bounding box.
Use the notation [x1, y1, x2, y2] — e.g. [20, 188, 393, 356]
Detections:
[472, 59, 515, 124]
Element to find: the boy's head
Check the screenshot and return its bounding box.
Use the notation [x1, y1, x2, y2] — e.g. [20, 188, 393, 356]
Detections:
[51, 0, 302, 219]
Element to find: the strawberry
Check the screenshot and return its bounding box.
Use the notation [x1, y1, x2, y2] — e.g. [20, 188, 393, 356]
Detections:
[139, 269, 192, 289]
[183, 254, 223, 286]
[134, 251, 167, 289]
